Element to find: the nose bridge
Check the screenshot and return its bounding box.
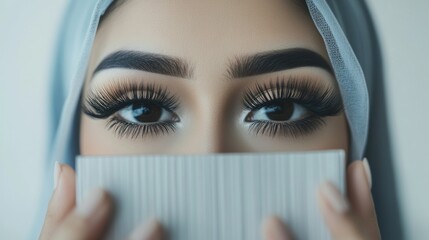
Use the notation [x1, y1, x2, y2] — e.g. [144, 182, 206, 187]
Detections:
[183, 69, 248, 153]
[189, 83, 235, 153]
[194, 101, 229, 153]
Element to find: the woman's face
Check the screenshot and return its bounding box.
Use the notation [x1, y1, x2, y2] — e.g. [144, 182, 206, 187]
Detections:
[79, 0, 349, 155]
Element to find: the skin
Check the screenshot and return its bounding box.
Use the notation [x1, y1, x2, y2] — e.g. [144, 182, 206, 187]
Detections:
[40, 0, 380, 239]
[80, 0, 348, 154]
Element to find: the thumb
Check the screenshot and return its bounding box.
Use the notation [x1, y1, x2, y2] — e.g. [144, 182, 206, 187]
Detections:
[39, 162, 76, 240]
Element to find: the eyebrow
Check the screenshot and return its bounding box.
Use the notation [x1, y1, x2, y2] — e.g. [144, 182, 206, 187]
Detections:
[93, 50, 193, 79]
[227, 48, 333, 78]
[92, 48, 332, 80]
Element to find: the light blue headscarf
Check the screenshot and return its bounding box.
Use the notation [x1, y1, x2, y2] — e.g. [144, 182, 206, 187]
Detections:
[29, 0, 402, 239]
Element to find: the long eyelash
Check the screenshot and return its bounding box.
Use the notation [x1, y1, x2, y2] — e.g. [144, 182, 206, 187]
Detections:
[106, 117, 177, 139]
[242, 76, 344, 138]
[242, 76, 344, 116]
[81, 80, 179, 119]
[248, 117, 325, 138]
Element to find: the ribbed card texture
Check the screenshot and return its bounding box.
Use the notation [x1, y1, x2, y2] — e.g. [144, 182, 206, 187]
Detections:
[76, 150, 345, 240]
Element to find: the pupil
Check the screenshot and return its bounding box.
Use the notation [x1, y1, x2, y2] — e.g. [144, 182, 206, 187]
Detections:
[131, 102, 162, 123]
[264, 101, 294, 121]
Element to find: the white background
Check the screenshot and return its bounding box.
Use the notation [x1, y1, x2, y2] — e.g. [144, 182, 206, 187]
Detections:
[0, 0, 428, 239]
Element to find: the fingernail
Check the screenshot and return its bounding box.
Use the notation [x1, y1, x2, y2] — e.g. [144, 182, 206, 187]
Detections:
[362, 157, 372, 189]
[129, 218, 162, 240]
[53, 161, 61, 190]
[319, 182, 349, 214]
[76, 189, 105, 218]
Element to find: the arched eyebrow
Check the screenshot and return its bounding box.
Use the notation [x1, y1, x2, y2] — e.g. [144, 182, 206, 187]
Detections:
[92, 50, 194, 79]
[92, 48, 332, 80]
[227, 48, 333, 78]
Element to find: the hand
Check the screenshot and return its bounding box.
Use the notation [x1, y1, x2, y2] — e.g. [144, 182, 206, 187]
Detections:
[261, 159, 381, 240]
[39, 162, 165, 240]
[40, 159, 379, 240]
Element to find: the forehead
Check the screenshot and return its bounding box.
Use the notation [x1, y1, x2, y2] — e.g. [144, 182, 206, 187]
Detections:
[90, 0, 327, 75]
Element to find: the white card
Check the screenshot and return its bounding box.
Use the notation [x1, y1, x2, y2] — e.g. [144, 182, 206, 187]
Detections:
[76, 150, 345, 240]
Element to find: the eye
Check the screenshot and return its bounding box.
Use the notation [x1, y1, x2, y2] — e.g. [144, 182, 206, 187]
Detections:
[117, 101, 179, 124]
[82, 81, 182, 138]
[244, 100, 309, 122]
[241, 78, 344, 137]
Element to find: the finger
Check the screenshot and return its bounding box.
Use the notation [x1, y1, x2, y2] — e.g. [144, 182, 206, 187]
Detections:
[39, 162, 76, 240]
[51, 189, 114, 240]
[318, 181, 367, 240]
[128, 219, 165, 240]
[347, 159, 380, 239]
[261, 215, 294, 240]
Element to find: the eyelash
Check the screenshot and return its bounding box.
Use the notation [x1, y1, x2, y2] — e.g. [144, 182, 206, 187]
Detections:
[81, 77, 343, 139]
[81, 80, 179, 138]
[242, 76, 343, 138]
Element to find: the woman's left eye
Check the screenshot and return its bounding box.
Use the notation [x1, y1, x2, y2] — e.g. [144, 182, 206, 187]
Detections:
[117, 101, 179, 124]
[244, 100, 309, 122]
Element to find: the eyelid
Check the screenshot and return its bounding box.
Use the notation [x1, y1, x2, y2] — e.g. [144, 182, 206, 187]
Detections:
[81, 79, 180, 119]
[242, 76, 343, 116]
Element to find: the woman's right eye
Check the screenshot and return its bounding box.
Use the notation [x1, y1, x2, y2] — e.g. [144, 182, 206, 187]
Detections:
[244, 100, 309, 123]
[117, 101, 180, 124]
